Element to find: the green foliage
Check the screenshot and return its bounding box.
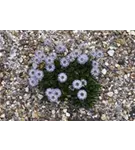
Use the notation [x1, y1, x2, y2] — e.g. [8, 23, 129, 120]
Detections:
[38, 57, 101, 109]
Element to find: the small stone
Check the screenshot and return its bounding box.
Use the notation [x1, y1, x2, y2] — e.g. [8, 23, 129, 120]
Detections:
[63, 109, 67, 113]
[114, 89, 118, 94]
[66, 112, 70, 117]
[101, 114, 107, 120]
[102, 68, 107, 75]
[25, 87, 29, 92]
[0, 52, 3, 57]
[107, 50, 115, 56]
[0, 114, 5, 118]
[37, 94, 43, 100]
[105, 62, 109, 66]
[52, 110, 55, 115]
[107, 92, 114, 97]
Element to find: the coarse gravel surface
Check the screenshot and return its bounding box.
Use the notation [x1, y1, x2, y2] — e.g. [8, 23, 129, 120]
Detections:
[0, 30, 135, 121]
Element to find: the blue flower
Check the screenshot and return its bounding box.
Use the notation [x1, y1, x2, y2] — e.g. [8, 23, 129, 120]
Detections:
[44, 38, 52, 46]
[53, 88, 62, 98]
[58, 73, 67, 83]
[60, 57, 69, 68]
[73, 49, 82, 58]
[45, 56, 54, 65]
[66, 53, 75, 62]
[48, 94, 58, 102]
[90, 50, 97, 58]
[49, 52, 57, 60]
[72, 80, 82, 89]
[45, 88, 53, 97]
[56, 44, 66, 53]
[77, 90, 87, 100]
[81, 79, 87, 87]
[35, 70, 44, 80]
[29, 77, 38, 87]
[33, 55, 41, 64]
[92, 60, 99, 68]
[46, 64, 55, 72]
[29, 69, 36, 77]
[77, 54, 88, 64]
[91, 67, 100, 77]
[96, 50, 104, 58]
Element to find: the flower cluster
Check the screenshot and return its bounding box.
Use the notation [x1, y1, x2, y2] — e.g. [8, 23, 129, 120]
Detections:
[28, 39, 103, 108]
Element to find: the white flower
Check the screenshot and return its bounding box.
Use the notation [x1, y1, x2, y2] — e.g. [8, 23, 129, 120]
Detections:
[72, 80, 82, 89]
[58, 73, 67, 83]
[77, 90, 87, 100]
[53, 88, 62, 98]
[48, 94, 58, 102]
[60, 57, 69, 68]
[81, 79, 87, 86]
[35, 70, 44, 80]
[45, 88, 53, 97]
[46, 64, 55, 72]
[29, 69, 36, 77]
[91, 67, 100, 77]
[77, 54, 88, 64]
[45, 56, 54, 65]
[66, 53, 75, 62]
[73, 49, 82, 58]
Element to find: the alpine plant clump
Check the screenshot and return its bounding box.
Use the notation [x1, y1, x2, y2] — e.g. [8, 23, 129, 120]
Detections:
[28, 39, 103, 108]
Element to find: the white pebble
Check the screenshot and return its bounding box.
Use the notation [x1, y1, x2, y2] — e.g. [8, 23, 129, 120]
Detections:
[66, 112, 70, 117]
[102, 69, 107, 75]
[105, 62, 109, 66]
[107, 92, 114, 97]
[107, 50, 115, 56]
[63, 109, 67, 113]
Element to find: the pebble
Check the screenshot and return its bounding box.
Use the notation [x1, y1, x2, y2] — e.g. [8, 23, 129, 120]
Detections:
[107, 50, 115, 56]
[105, 62, 109, 66]
[66, 112, 70, 117]
[102, 69, 107, 75]
[25, 87, 29, 93]
[101, 114, 107, 120]
[52, 110, 55, 115]
[107, 92, 114, 97]
[114, 89, 118, 94]
[0, 114, 5, 118]
[37, 94, 43, 100]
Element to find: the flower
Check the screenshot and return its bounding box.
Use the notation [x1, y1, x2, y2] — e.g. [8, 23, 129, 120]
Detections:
[32, 63, 38, 69]
[53, 88, 61, 98]
[73, 49, 82, 58]
[56, 44, 66, 53]
[48, 94, 58, 102]
[66, 53, 75, 62]
[92, 60, 99, 68]
[96, 50, 104, 58]
[77, 90, 87, 100]
[91, 67, 100, 77]
[90, 50, 97, 58]
[40, 53, 46, 61]
[46, 64, 55, 72]
[72, 80, 82, 89]
[60, 57, 69, 68]
[81, 79, 87, 86]
[77, 54, 88, 64]
[35, 50, 44, 57]
[58, 73, 67, 83]
[35, 70, 44, 80]
[29, 69, 36, 77]
[45, 88, 53, 97]
[49, 52, 57, 60]
[33, 55, 41, 64]
[29, 77, 38, 87]
[44, 38, 52, 46]
[45, 56, 54, 65]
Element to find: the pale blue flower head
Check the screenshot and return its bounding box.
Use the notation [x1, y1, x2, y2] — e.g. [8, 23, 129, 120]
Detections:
[81, 79, 87, 87]
[45, 88, 53, 97]
[77, 54, 88, 64]
[49, 52, 57, 60]
[56, 44, 66, 53]
[29, 77, 38, 87]
[92, 60, 99, 68]
[44, 38, 52, 46]
[90, 50, 97, 58]
[77, 90, 87, 100]
[66, 53, 75, 62]
[60, 57, 69, 68]
[53, 88, 62, 98]
[58, 73, 67, 83]
[46, 64, 55, 72]
[73, 49, 82, 58]
[91, 67, 100, 77]
[96, 50, 104, 58]
[45, 56, 54, 65]
[29, 69, 36, 77]
[35, 70, 44, 80]
[72, 80, 82, 89]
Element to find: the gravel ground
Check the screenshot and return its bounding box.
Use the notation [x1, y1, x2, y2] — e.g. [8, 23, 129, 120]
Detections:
[0, 30, 135, 121]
